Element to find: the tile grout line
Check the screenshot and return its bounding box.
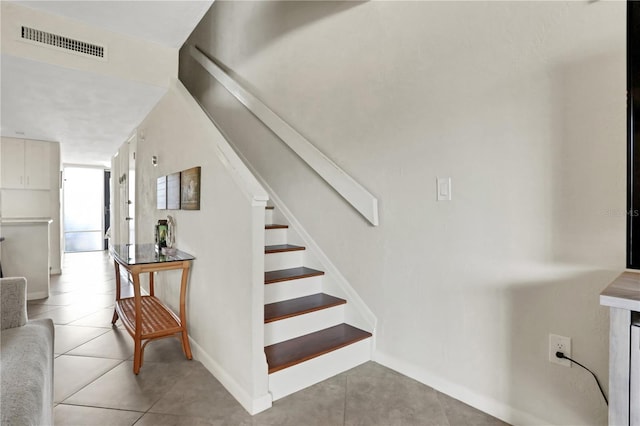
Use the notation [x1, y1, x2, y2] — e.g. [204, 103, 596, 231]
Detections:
[55, 401, 142, 414]
[143, 360, 200, 417]
[343, 373, 348, 426]
[56, 358, 126, 405]
[55, 325, 112, 355]
[56, 402, 145, 426]
[440, 392, 453, 426]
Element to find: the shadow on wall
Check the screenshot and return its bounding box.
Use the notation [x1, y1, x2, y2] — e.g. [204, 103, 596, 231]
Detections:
[504, 267, 615, 425]
[200, 1, 365, 59]
[178, 47, 360, 223]
[182, 1, 366, 104]
[550, 50, 626, 267]
[501, 50, 624, 425]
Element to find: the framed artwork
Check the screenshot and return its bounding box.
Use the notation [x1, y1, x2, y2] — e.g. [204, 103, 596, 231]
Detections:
[156, 176, 167, 210]
[180, 167, 201, 210]
[167, 172, 181, 210]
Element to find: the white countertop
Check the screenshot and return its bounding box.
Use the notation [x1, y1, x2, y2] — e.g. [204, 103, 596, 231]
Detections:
[600, 272, 640, 311]
[0, 217, 53, 225]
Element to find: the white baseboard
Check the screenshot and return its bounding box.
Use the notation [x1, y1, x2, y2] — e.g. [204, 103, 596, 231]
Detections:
[27, 290, 49, 300]
[374, 350, 547, 426]
[189, 337, 272, 415]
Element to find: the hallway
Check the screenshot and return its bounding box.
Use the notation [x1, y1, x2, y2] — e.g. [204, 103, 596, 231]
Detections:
[29, 251, 507, 425]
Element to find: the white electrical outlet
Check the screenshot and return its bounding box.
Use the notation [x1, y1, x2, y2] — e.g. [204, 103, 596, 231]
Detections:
[549, 334, 572, 367]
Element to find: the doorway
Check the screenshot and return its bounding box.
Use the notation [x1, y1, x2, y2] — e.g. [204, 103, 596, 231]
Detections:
[63, 166, 107, 252]
[104, 170, 111, 250]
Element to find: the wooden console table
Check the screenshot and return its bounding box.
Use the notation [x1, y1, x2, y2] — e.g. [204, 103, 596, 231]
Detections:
[110, 244, 195, 374]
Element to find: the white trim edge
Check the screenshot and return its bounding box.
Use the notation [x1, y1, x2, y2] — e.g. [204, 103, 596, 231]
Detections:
[188, 45, 379, 226]
[374, 350, 548, 426]
[171, 78, 268, 206]
[264, 181, 377, 334]
[27, 290, 49, 300]
[216, 142, 377, 335]
[190, 337, 272, 415]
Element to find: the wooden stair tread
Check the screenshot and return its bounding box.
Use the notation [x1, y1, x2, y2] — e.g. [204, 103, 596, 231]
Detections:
[266, 206, 275, 210]
[266, 224, 288, 229]
[265, 267, 324, 284]
[265, 324, 372, 373]
[265, 293, 345, 323]
[265, 244, 305, 254]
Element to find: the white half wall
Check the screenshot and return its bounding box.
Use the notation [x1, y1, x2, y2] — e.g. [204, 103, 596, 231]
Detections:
[133, 81, 270, 414]
[178, 2, 626, 424]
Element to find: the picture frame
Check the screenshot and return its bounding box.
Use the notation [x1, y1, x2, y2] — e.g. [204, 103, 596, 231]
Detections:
[156, 176, 167, 210]
[167, 172, 181, 210]
[180, 167, 201, 210]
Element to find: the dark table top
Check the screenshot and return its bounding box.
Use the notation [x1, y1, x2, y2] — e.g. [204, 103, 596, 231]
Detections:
[110, 244, 194, 266]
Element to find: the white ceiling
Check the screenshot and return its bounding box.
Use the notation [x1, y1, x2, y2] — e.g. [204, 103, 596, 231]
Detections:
[1, 54, 167, 166]
[14, 1, 213, 49]
[1, 1, 213, 166]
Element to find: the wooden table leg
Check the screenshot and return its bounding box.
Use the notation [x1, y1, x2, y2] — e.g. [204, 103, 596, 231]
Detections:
[133, 338, 142, 374]
[111, 260, 121, 325]
[132, 270, 143, 374]
[149, 271, 155, 296]
[179, 265, 193, 359]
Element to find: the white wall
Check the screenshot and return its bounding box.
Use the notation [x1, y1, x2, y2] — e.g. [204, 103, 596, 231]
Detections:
[109, 144, 128, 248]
[133, 82, 270, 414]
[179, 2, 626, 424]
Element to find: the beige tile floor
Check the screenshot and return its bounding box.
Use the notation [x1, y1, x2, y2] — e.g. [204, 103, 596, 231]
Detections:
[29, 251, 509, 426]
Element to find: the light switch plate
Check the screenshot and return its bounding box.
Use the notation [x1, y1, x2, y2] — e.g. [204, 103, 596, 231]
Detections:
[437, 177, 451, 201]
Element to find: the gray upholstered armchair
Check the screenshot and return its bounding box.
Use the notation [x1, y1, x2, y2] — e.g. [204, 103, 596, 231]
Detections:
[1, 277, 54, 426]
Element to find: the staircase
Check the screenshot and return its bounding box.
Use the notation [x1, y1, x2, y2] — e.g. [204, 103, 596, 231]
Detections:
[263, 205, 372, 400]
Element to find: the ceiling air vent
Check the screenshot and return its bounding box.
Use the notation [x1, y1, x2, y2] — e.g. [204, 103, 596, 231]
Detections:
[21, 26, 105, 59]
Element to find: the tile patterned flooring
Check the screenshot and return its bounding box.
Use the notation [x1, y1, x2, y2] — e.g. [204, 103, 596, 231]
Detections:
[30, 251, 508, 426]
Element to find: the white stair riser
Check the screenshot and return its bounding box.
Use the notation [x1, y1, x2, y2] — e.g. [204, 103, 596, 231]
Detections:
[265, 228, 287, 246]
[265, 209, 273, 225]
[264, 305, 345, 346]
[264, 276, 323, 304]
[264, 250, 304, 272]
[268, 338, 372, 400]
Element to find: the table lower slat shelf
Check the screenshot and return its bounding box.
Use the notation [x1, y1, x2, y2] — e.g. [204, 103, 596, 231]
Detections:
[116, 296, 182, 339]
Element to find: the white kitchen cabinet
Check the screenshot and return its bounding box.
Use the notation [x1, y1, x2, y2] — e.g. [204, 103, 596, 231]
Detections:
[24, 141, 50, 189]
[1, 139, 24, 188]
[632, 321, 640, 425]
[1, 139, 50, 190]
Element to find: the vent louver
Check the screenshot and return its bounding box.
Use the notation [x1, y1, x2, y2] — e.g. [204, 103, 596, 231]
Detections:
[21, 26, 105, 58]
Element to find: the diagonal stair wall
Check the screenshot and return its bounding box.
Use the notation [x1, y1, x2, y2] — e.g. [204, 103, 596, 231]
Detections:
[133, 79, 271, 415]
